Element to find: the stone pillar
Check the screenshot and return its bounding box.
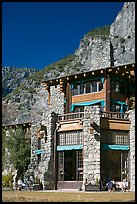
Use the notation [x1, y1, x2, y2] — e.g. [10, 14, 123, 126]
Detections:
[82, 106, 100, 190]
[128, 110, 135, 191]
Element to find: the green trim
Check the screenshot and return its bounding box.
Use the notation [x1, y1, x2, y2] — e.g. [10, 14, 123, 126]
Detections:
[57, 144, 83, 151]
[34, 149, 43, 154]
[70, 100, 105, 112]
[101, 144, 129, 151]
[111, 99, 128, 113]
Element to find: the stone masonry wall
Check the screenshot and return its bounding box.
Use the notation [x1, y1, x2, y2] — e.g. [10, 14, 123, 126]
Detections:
[82, 106, 100, 190]
[128, 109, 135, 191]
[25, 85, 64, 189]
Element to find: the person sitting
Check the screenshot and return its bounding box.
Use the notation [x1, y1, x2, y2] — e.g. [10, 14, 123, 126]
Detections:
[107, 180, 113, 192]
[17, 178, 23, 191]
[111, 179, 117, 191]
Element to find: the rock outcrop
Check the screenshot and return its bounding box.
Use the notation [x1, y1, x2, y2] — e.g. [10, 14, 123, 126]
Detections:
[2, 2, 135, 126]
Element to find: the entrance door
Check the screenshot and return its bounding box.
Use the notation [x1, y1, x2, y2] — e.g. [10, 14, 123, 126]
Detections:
[64, 150, 76, 181]
[101, 150, 129, 182]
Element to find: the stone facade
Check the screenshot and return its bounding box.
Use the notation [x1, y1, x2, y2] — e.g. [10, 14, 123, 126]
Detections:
[25, 85, 64, 189]
[25, 85, 135, 192]
[128, 110, 135, 191]
[82, 106, 100, 190]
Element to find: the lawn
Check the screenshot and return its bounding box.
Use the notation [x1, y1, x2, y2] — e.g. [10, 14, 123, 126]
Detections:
[2, 190, 135, 202]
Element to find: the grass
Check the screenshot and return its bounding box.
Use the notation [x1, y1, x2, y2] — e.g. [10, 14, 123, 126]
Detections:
[2, 190, 135, 202]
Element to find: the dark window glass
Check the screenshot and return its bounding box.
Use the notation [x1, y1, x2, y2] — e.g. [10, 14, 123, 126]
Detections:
[101, 130, 129, 145]
[91, 81, 97, 92]
[38, 138, 41, 149]
[112, 80, 125, 95]
[80, 83, 84, 94]
[74, 106, 84, 113]
[111, 104, 121, 112]
[86, 82, 91, 93]
[73, 85, 78, 95]
[37, 154, 41, 164]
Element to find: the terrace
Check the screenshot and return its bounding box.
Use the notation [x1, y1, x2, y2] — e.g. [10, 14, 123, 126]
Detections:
[58, 111, 129, 122]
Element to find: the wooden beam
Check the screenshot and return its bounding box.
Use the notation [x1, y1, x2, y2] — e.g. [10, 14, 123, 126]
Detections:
[60, 78, 65, 93]
[108, 68, 112, 72]
[104, 70, 111, 111]
[116, 70, 118, 74]
[101, 69, 104, 73]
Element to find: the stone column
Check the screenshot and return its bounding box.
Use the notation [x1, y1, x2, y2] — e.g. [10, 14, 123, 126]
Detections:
[82, 106, 100, 190]
[128, 110, 135, 191]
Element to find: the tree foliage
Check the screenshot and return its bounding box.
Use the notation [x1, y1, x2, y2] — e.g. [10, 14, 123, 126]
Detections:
[86, 25, 110, 38]
[2, 129, 7, 171]
[3, 126, 31, 178]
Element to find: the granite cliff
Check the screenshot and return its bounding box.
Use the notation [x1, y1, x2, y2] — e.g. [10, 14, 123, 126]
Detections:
[2, 2, 135, 126]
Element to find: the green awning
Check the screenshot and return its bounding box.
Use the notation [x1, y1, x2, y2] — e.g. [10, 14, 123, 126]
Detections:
[101, 144, 129, 150]
[57, 144, 83, 151]
[34, 149, 43, 154]
[70, 100, 105, 112]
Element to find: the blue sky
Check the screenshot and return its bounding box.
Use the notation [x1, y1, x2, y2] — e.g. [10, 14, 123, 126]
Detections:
[2, 2, 124, 70]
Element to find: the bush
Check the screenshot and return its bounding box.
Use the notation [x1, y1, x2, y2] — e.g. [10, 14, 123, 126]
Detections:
[2, 172, 13, 188]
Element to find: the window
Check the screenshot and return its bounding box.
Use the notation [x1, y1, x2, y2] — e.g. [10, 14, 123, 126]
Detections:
[38, 138, 41, 149]
[72, 79, 103, 96]
[58, 151, 64, 181]
[111, 79, 125, 95]
[86, 82, 91, 93]
[74, 106, 84, 113]
[91, 81, 97, 92]
[101, 130, 129, 145]
[73, 85, 78, 95]
[111, 104, 121, 112]
[77, 150, 83, 181]
[37, 154, 41, 164]
[58, 131, 83, 146]
[80, 83, 85, 94]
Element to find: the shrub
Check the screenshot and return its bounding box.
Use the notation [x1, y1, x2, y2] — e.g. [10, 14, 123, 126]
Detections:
[2, 172, 13, 188]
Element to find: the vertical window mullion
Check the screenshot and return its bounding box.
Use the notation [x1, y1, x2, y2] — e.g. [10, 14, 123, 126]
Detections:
[97, 82, 99, 92]
[76, 150, 78, 181]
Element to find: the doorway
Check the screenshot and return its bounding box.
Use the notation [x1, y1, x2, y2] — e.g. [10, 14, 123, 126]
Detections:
[101, 149, 129, 182]
[64, 150, 76, 181]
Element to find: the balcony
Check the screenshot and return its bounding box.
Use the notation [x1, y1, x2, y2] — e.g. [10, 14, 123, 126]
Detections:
[58, 111, 129, 122]
[100, 111, 129, 120]
[58, 112, 84, 122]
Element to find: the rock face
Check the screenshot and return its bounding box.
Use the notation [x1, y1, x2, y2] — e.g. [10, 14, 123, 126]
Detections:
[75, 2, 135, 69]
[2, 2, 135, 127]
[2, 66, 37, 97]
[109, 2, 135, 66]
[75, 37, 111, 70]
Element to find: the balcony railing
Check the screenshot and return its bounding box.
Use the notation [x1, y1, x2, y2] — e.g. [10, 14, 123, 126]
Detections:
[58, 112, 84, 122]
[100, 111, 129, 120]
[58, 111, 129, 122]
